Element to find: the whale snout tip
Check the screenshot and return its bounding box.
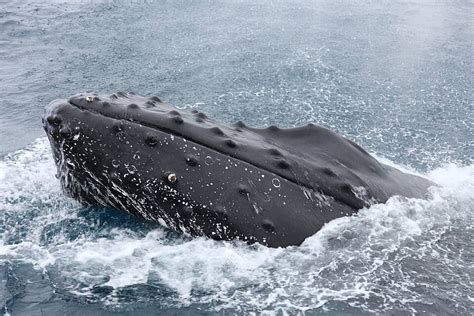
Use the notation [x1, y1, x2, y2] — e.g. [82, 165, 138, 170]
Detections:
[43, 97, 86, 138]
[43, 99, 69, 130]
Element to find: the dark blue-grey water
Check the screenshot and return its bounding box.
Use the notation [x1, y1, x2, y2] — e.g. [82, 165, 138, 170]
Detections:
[0, 0, 473, 315]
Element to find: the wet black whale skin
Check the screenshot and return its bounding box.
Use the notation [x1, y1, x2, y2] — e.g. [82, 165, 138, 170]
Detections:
[43, 92, 434, 247]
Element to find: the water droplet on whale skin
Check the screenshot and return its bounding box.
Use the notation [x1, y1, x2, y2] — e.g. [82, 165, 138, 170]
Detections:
[205, 156, 213, 166]
[272, 178, 281, 188]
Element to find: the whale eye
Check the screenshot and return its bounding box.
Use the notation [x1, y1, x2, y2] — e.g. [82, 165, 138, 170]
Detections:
[167, 173, 177, 184]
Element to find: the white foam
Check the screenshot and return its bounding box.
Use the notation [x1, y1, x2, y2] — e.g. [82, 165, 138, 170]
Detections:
[0, 138, 472, 313]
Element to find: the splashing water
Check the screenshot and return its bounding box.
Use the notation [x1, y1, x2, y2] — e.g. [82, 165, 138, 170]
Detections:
[0, 0, 472, 314]
[0, 139, 472, 315]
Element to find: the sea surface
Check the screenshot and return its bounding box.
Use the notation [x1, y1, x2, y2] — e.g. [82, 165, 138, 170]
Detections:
[0, 0, 473, 315]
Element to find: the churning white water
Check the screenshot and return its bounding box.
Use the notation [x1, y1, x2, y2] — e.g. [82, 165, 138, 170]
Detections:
[1, 139, 472, 314]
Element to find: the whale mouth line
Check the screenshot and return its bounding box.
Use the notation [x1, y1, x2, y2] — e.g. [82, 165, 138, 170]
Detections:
[64, 98, 339, 203]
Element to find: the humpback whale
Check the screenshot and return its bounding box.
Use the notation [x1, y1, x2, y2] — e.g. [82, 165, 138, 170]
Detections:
[43, 92, 434, 247]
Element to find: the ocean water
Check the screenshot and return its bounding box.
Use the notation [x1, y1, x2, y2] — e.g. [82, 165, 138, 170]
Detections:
[0, 0, 472, 315]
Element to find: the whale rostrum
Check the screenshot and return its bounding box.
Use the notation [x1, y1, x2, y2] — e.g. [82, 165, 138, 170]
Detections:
[43, 92, 434, 247]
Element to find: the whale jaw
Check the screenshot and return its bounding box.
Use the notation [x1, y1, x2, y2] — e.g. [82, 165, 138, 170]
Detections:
[42, 92, 434, 247]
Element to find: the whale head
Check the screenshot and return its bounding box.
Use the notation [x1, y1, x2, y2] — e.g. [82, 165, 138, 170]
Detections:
[43, 92, 433, 247]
